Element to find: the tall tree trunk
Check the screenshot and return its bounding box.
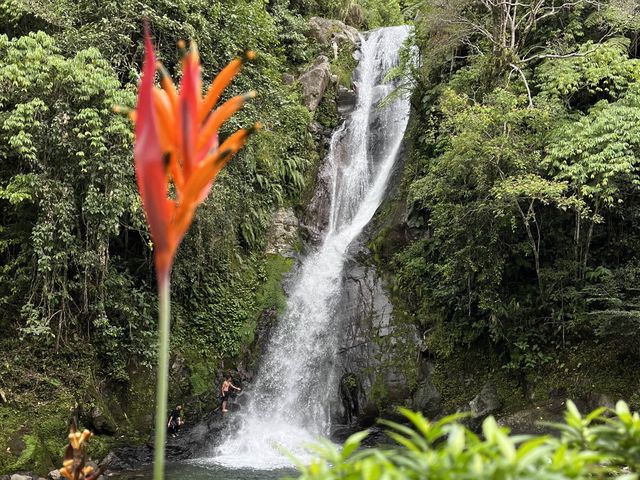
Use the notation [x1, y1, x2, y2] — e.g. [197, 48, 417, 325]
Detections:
[574, 208, 581, 279]
[582, 201, 599, 278]
[515, 199, 543, 295]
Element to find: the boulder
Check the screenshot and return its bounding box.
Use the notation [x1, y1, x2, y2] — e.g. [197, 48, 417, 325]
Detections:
[99, 451, 128, 471]
[101, 445, 151, 471]
[308, 17, 359, 47]
[87, 406, 116, 435]
[469, 381, 502, 419]
[298, 55, 333, 112]
[10, 475, 32, 480]
[331, 424, 360, 443]
[578, 392, 616, 412]
[265, 208, 299, 257]
[597, 393, 616, 410]
[47, 470, 60, 480]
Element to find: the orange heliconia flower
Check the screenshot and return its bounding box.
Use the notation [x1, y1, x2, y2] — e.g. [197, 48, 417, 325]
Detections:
[59, 423, 103, 480]
[134, 28, 258, 282]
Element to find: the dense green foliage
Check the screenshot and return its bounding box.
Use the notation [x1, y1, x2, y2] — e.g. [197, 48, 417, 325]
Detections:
[288, 0, 405, 29]
[0, 0, 332, 472]
[3, 0, 640, 475]
[0, 0, 315, 375]
[378, 0, 640, 401]
[294, 402, 640, 479]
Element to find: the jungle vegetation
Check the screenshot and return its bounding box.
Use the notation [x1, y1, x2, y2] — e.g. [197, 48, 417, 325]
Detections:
[2, 0, 640, 476]
[378, 0, 640, 405]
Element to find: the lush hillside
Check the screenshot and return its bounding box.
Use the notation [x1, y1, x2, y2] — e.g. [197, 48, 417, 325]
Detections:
[373, 0, 640, 411]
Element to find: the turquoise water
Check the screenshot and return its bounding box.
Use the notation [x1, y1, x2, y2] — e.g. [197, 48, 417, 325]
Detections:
[113, 462, 296, 480]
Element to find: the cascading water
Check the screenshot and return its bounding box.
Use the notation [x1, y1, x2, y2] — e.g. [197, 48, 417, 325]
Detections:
[212, 25, 412, 469]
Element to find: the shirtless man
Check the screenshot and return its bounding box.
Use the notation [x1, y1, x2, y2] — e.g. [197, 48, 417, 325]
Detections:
[221, 376, 241, 413]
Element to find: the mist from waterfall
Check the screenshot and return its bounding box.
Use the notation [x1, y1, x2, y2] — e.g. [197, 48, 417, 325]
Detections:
[211, 25, 412, 470]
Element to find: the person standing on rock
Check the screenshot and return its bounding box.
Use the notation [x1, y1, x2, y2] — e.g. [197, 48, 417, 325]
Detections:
[221, 376, 241, 413]
[167, 405, 183, 437]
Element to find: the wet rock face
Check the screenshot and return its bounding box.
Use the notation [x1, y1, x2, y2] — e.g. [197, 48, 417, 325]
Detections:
[104, 412, 229, 471]
[308, 17, 359, 48]
[304, 132, 340, 243]
[336, 85, 357, 116]
[298, 55, 332, 112]
[330, 241, 425, 425]
[323, 241, 442, 435]
[245, 307, 279, 379]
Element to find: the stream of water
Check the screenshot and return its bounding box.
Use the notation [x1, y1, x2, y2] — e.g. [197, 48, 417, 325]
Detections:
[206, 25, 412, 473]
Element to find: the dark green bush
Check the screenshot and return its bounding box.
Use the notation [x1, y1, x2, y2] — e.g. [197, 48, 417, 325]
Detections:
[292, 401, 640, 479]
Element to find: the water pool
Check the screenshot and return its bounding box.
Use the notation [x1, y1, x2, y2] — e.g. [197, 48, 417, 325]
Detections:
[112, 461, 296, 480]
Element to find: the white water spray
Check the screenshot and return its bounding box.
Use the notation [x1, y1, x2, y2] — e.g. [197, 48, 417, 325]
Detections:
[211, 26, 412, 469]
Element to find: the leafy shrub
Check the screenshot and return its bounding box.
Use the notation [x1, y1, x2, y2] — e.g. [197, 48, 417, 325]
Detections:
[292, 401, 640, 479]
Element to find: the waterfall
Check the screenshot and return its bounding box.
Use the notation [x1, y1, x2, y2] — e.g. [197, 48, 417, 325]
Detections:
[212, 25, 412, 469]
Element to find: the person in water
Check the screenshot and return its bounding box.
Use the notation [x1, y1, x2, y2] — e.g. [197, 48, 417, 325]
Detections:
[167, 404, 183, 437]
[220, 376, 241, 413]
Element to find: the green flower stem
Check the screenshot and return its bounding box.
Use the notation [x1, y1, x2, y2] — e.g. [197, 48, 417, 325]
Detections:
[153, 275, 170, 480]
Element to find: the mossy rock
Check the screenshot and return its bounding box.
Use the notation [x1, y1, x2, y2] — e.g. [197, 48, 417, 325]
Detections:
[0, 400, 71, 475]
[315, 83, 339, 130]
[330, 42, 357, 88]
[119, 369, 156, 436]
[262, 255, 294, 306]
